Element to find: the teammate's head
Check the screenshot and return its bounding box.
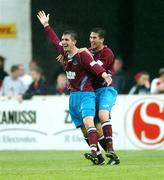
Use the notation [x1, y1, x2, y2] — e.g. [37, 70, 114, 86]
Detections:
[90, 27, 106, 49]
[61, 30, 78, 52]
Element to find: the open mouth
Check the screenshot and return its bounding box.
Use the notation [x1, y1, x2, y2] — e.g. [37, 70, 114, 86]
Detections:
[63, 45, 68, 48]
[91, 44, 96, 48]
[91, 42, 96, 46]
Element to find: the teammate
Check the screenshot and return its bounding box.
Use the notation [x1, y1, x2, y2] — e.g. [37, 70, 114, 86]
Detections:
[37, 11, 112, 164]
[84, 28, 120, 165]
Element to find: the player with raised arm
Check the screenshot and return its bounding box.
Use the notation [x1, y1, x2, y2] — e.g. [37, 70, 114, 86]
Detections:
[56, 27, 120, 165]
[37, 11, 112, 164]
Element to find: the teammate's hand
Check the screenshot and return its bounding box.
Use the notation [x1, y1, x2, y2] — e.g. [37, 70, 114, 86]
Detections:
[78, 48, 93, 56]
[56, 54, 65, 64]
[102, 72, 112, 86]
[37, 11, 50, 27]
[78, 48, 88, 53]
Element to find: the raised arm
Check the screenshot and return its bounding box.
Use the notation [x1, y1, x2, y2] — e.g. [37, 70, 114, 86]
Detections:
[37, 11, 65, 55]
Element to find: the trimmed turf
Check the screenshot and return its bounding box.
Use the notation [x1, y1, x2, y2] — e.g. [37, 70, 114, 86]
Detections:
[0, 150, 163, 180]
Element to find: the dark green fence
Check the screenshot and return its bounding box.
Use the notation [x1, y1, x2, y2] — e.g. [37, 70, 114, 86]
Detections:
[31, 0, 164, 83]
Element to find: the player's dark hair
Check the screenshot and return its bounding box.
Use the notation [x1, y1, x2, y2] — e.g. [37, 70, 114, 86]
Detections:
[91, 27, 106, 39]
[63, 30, 78, 41]
[10, 65, 19, 73]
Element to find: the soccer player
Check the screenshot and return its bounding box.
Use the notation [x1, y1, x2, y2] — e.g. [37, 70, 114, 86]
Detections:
[37, 11, 112, 164]
[84, 27, 120, 165]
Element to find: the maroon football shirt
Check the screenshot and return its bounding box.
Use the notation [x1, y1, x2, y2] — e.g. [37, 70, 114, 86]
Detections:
[89, 47, 115, 89]
[45, 26, 106, 91]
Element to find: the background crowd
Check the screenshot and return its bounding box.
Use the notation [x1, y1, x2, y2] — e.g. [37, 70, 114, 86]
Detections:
[0, 55, 163, 101]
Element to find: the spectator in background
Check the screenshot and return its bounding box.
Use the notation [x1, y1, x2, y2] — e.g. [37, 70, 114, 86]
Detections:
[0, 56, 8, 88]
[16, 67, 47, 101]
[129, 71, 150, 95]
[29, 60, 46, 80]
[112, 56, 131, 94]
[151, 68, 164, 94]
[18, 64, 33, 92]
[0, 65, 25, 97]
[29, 61, 39, 71]
[54, 73, 69, 95]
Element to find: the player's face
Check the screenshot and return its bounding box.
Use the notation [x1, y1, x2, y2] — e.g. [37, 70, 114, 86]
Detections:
[61, 34, 76, 52]
[90, 32, 104, 49]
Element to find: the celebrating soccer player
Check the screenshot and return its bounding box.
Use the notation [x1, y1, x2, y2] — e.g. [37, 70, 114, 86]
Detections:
[37, 11, 112, 164]
[84, 28, 120, 165]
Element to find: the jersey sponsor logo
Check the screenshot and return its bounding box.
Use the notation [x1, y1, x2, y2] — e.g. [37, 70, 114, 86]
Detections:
[66, 71, 76, 79]
[125, 97, 164, 149]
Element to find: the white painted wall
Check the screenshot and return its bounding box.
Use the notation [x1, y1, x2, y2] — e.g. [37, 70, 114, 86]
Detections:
[0, 0, 32, 73]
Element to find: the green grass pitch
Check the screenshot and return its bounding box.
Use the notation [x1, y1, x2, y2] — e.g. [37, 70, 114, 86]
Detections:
[0, 150, 163, 180]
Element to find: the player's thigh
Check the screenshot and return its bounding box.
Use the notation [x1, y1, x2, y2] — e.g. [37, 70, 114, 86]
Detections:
[80, 92, 96, 118]
[97, 86, 117, 111]
[69, 92, 83, 128]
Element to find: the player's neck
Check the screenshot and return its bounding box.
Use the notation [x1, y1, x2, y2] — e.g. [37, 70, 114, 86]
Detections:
[96, 44, 105, 51]
[67, 47, 79, 57]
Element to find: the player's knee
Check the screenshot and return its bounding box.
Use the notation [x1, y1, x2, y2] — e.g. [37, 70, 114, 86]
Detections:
[99, 110, 110, 123]
[83, 116, 94, 129]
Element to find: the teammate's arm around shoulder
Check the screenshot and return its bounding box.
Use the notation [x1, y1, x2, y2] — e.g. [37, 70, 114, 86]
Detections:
[80, 51, 112, 85]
